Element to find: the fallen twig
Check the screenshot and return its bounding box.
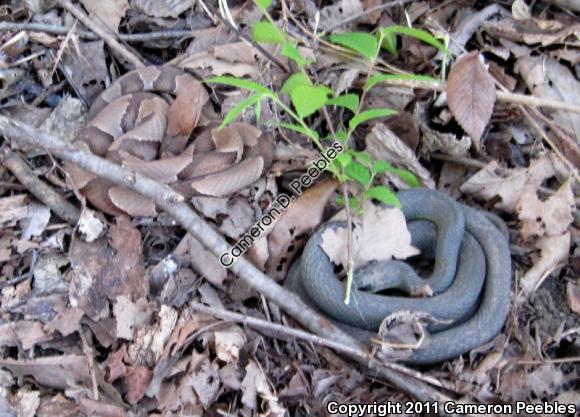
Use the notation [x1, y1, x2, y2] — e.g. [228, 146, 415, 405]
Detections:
[0, 115, 458, 415]
[55, 0, 145, 69]
[1, 149, 80, 224]
[0, 22, 193, 42]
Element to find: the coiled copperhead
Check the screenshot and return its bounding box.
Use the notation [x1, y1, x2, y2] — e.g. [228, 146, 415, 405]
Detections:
[67, 66, 273, 216]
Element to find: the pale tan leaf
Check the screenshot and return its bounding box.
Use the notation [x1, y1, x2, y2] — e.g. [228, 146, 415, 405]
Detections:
[113, 296, 155, 340]
[365, 124, 435, 189]
[132, 0, 194, 17]
[447, 51, 496, 142]
[80, 0, 128, 33]
[516, 180, 574, 240]
[460, 154, 555, 211]
[566, 279, 580, 314]
[512, 0, 531, 20]
[266, 179, 338, 280]
[322, 201, 420, 269]
[520, 232, 570, 296]
[214, 326, 246, 363]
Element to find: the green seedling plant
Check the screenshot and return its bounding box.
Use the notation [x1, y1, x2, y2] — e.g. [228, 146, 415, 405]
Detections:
[206, 0, 448, 303]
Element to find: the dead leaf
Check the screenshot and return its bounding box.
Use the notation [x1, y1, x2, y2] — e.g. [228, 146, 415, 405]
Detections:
[266, 179, 338, 280]
[512, 0, 531, 20]
[113, 296, 155, 340]
[520, 232, 570, 296]
[0, 194, 28, 224]
[15, 391, 39, 417]
[365, 124, 435, 189]
[0, 356, 90, 389]
[21, 203, 50, 240]
[516, 180, 574, 240]
[516, 55, 580, 140]
[447, 51, 496, 144]
[566, 279, 580, 314]
[318, 0, 364, 32]
[322, 201, 420, 269]
[79, 0, 128, 33]
[77, 208, 105, 242]
[0, 321, 50, 350]
[132, 0, 194, 17]
[189, 352, 220, 409]
[460, 154, 555, 211]
[214, 326, 246, 363]
[242, 360, 285, 416]
[124, 365, 153, 405]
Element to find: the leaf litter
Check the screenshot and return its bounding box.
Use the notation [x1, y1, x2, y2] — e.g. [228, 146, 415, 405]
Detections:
[0, 0, 579, 415]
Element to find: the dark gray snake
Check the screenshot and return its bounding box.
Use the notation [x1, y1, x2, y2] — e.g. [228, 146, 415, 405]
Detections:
[284, 189, 512, 365]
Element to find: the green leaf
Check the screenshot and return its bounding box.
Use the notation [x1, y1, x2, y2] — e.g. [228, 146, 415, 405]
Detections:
[344, 161, 371, 186]
[348, 108, 397, 130]
[364, 186, 401, 207]
[281, 42, 310, 67]
[381, 30, 398, 55]
[205, 76, 275, 97]
[365, 73, 440, 91]
[374, 161, 420, 188]
[336, 195, 362, 212]
[329, 32, 379, 61]
[335, 130, 348, 142]
[327, 93, 360, 112]
[220, 94, 263, 128]
[278, 122, 319, 140]
[336, 153, 352, 167]
[352, 151, 372, 166]
[281, 73, 311, 94]
[290, 85, 330, 118]
[254, 0, 272, 10]
[252, 21, 285, 44]
[380, 26, 447, 54]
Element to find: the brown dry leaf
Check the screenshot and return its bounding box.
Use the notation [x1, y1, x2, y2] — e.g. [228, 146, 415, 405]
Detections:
[192, 196, 258, 239]
[485, 18, 580, 47]
[68, 216, 148, 318]
[242, 360, 285, 416]
[45, 307, 84, 336]
[318, 0, 364, 32]
[166, 82, 204, 139]
[447, 51, 496, 144]
[516, 55, 580, 140]
[124, 365, 153, 405]
[0, 356, 90, 390]
[37, 394, 80, 417]
[113, 296, 155, 340]
[520, 232, 570, 296]
[0, 321, 50, 350]
[266, 179, 338, 280]
[460, 154, 555, 211]
[322, 201, 419, 269]
[365, 124, 435, 189]
[0, 194, 28, 224]
[214, 326, 246, 364]
[181, 41, 261, 79]
[516, 180, 574, 240]
[188, 352, 220, 409]
[77, 398, 125, 417]
[79, 0, 128, 33]
[566, 279, 580, 314]
[132, 0, 194, 17]
[180, 234, 226, 287]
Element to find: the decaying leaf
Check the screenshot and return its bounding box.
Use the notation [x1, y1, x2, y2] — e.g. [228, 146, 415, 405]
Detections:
[460, 154, 555, 212]
[266, 179, 338, 280]
[365, 124, 435, 189]
[0, 321, 50, 350]
[112, 296, 155, 340]
[520, 232, 570, 296]
[322, 201, 420, 269]
[77, 208, 105, 242]
[0, 356, 90, 390]
[447, 51, 496, 144]
[132, 0, 194, 17]
[516, 180, 574, 240]
[214, 326, 246, 363]
[242, 360, 285, 416]
[79, 0, 129, 33]
[566, 279, 580, 314]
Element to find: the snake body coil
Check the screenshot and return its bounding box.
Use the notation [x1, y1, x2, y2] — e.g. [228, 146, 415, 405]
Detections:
[285, 189, 512, 365]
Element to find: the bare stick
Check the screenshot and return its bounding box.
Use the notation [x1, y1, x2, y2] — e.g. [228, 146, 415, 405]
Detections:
[55, 0, 145, 69]
[0, 22, 193, 42]
[0, 115, 458, 415]
[1, 149, 80, 224]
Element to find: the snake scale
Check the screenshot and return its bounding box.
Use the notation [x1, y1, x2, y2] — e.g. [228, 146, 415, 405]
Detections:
[285, 189, 512, 365]
[67, 66, 273, 216]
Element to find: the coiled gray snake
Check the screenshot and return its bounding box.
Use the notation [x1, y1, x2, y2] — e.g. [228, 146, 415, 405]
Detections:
[284, 189, 512, 365]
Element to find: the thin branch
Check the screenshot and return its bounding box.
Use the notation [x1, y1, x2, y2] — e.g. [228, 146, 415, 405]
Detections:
[55, 0, 145, 69]
[0, 22, 193, 42]
[0, 115, 458, 415]
[1, 149, 80, 224]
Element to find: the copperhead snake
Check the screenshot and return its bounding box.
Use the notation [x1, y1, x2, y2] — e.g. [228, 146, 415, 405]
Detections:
[67, 66, 273, 216]
[285, 189, 512, 365]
